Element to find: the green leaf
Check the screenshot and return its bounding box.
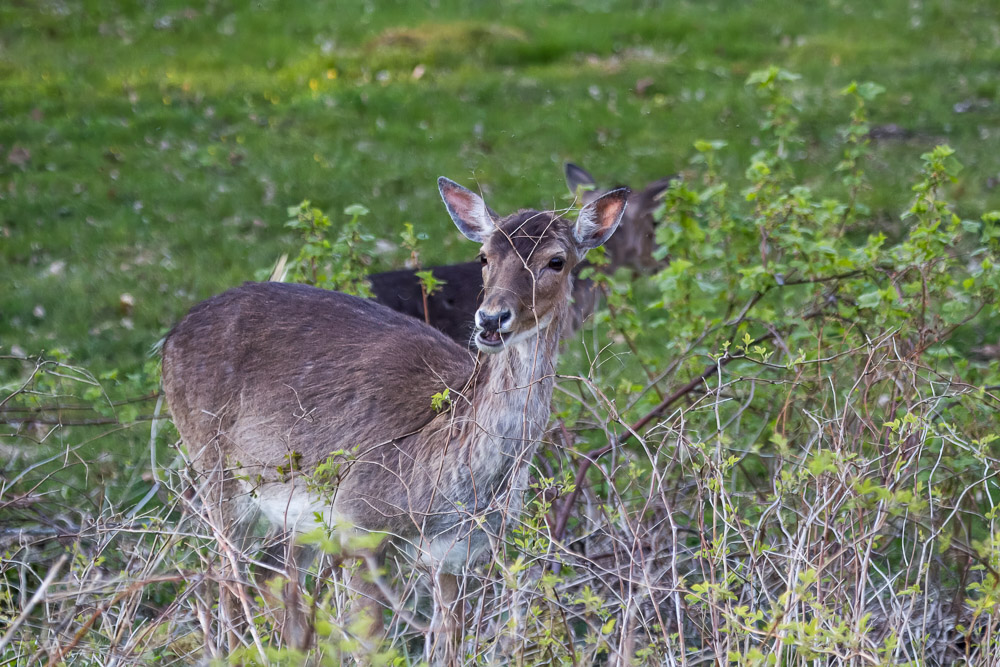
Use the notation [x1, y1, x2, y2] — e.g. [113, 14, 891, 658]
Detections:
[344, 203, 370, 217]
[856, 81, 886, 100]
[857, 290, 881, 309]
[694, 139, 727, 152]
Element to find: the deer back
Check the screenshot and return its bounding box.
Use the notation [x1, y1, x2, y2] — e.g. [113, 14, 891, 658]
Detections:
[161, 281, 475, 479]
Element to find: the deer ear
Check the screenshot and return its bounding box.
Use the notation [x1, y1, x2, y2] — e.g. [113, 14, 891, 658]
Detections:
[574, 187, 629, 251]
[565, 163, 598, 202]
[645, 176, 676, 202]
[438, 177, 497, 243]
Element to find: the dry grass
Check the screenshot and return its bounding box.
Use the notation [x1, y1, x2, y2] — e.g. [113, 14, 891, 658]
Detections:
[3, 320, 999, 665]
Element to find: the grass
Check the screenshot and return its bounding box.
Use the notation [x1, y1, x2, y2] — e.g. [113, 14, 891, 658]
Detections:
[2, 0, 999, 373]
[2, 1, 1000, 664]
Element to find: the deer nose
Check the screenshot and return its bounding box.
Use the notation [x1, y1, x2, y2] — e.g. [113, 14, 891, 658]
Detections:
[477, 309, 512, 333]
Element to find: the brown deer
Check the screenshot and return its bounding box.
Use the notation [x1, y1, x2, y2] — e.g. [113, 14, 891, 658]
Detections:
[161, 177, 628, 653]
[367, 163, 672, 344]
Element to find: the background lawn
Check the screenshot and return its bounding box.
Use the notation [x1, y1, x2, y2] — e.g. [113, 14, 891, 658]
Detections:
[2, 1, 1000, 664]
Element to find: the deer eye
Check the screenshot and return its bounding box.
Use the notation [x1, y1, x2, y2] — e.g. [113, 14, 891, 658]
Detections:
[479, 253, 488, 266]
[547, 256, 566, 272]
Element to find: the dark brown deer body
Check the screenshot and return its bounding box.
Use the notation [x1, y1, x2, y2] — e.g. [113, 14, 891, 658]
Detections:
[161, 177, 628, 646]
[367, 261, 485, 346]
[367, 164, 671, 345]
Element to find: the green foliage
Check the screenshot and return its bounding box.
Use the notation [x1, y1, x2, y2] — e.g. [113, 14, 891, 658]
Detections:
[415, 269, 446, 298]
[430, 388, 452, 413]
[275, 450, 303, 481]
[283, 201, 374, 297]
[541, 66, 1000, 663]
[401, 222, 447, 328]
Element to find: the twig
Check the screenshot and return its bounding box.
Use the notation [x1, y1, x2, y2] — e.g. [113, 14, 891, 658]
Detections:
[553, 349, 743, 542]
[0, 414, 162, 426]
[0, 391, 161, 415]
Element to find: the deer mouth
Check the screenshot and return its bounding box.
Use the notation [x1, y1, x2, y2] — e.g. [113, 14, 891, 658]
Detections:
[476, 328, 504, 350]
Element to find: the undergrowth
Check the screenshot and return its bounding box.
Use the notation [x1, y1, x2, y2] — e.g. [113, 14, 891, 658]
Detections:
[2, 69, 999, 665]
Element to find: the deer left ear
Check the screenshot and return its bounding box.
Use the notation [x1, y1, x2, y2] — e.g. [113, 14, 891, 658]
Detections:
[573, 187, 629, 250]
[565, 162, 597, 194]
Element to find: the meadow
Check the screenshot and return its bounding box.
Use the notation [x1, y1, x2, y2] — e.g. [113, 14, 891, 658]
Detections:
[2, 0, 1000, 664]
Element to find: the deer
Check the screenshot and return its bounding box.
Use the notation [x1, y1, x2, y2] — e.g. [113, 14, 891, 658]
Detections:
[160, 176, 629, 657]
[366, 163, 673, 345]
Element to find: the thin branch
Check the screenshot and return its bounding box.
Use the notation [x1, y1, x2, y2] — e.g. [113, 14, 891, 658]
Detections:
[0, 414, 162, 427]
[553, 348, 746, 542]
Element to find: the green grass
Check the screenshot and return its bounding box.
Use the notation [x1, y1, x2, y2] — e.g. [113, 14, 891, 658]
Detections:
[2, 0, 999, 374]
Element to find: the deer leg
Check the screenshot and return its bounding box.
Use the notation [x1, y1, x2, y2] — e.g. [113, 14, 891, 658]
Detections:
[268, 538, 315, 651]
[437, 571, 464, 632]
[347, 549, 388, 643]
[427, 570, 464, 665]
[218, 504, 261, 655]
[212, 516, 256, 655]
[194, 455, 248, 655]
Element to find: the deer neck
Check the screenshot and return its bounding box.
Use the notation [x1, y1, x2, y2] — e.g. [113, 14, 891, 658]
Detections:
[465, 312, 563, 458]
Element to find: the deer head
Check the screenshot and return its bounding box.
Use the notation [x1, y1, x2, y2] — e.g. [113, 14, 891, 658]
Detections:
[438, 177, 628, 352]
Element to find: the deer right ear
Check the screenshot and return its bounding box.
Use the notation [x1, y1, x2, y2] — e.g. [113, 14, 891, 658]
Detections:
[565, 163, 597, 201]
[438, 177, 497, 243]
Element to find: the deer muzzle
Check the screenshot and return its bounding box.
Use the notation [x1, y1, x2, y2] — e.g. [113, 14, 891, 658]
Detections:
[474, 308, 512, 352]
